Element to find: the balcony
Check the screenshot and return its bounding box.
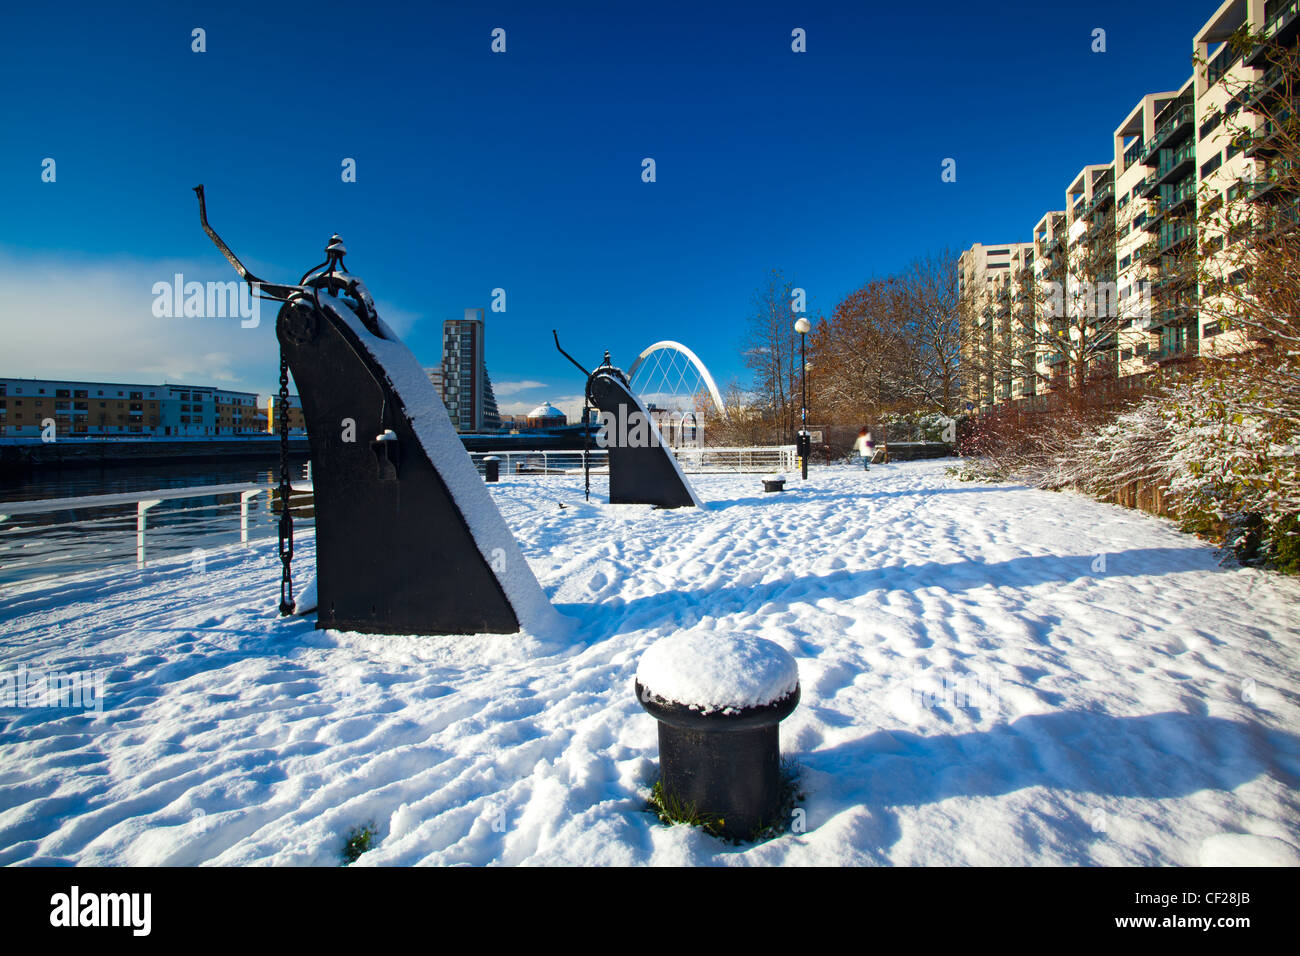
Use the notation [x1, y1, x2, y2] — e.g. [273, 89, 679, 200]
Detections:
[1151, 274, 1196, 301]
[1141, 304, 1197, 332]
[1084, 216, 1111, 241]
[1149, 181, 1197, 226]
[1151, 336, 1200, 364]
[1123, 138, 1147, 169]
[1205, 41, 1240, 90]
[1240, 63, 1289, 110]
[1244, 166, 1286, 200]
[1246, 1, 1300, 66]
[1142, 105, 1193, 164]
[1158, 221, 1195, 254]
[1151, 344, 1191, 363]
[1155, 140, 1196, 185]
[1245, 111, 1296, 157]
[1080, 181, 1116, 220]
[1135, 172, 1161, 199]
[1252, 196, 1300, 238]
[1136, 241, 1161, 265]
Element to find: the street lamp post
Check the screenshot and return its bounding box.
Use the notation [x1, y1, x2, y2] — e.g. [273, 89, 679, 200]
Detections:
[794, 316, 811, 480]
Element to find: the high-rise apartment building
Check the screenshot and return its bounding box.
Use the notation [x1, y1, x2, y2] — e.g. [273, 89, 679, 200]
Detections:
[1113, 89, 1181, 377]
[435, 308, 502, 433]
[958, 242, 1035, 410]
[961, 0, 1298, 411]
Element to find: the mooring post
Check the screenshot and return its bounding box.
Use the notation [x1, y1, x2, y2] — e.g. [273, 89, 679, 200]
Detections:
[636, 632, 800, 841]
[239, 489, 262, 544]
[136, 499, 161, 567]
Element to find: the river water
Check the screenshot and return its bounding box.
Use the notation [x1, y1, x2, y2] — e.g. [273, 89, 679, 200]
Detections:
[0, 458, 312, 588]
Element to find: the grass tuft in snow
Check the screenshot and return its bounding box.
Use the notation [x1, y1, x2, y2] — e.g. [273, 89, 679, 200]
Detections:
[340, 822, 379, 865]
[647, 781, 726, 838]
[646, 759, 805, 845]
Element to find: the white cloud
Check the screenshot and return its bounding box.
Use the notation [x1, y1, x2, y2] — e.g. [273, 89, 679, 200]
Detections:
[0, 249, 277, 393]
[493, 380, 548, 397]
[373, 299, 421, 338]
[0, 249, 427, 399]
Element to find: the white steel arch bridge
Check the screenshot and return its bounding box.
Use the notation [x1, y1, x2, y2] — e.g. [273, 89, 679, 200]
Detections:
[626, 341, 727, 448]
[627, 340, 727, 419]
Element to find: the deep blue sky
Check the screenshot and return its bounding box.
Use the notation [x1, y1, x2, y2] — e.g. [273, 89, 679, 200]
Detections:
[0, 0, 1218, 412]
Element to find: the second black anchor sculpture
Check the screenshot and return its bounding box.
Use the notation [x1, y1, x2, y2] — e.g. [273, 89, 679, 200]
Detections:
[555, 334, 702, 510]
[195, 186, 561, 637]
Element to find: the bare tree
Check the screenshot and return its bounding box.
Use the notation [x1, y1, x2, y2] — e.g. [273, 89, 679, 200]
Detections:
[808, 278, 914, 457]
[1059, 173, 1124, 391]
[706, 382, 773, 447]
[742, 270, 802, 444]
[894, 250, 964, 415]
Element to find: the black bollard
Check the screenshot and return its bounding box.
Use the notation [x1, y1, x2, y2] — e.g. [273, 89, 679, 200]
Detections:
[483, 456, 501, 483]
[636, 635, 799, 841]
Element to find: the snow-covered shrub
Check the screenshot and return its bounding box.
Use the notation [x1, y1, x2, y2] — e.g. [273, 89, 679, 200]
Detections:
[1157, 354, 1300, 571]
[1075, 393, 1175, 500]
[961, 351, 1298, 572]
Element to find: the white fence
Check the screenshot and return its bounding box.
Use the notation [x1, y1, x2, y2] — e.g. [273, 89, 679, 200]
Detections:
[671, 445, 798, 473]
[0, 465, 313, 588]
[468, 445, 797, 476]
[1, 448, 798, 587]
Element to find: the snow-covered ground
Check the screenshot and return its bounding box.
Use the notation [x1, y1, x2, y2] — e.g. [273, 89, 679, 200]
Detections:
[2, 459, 1298, 866]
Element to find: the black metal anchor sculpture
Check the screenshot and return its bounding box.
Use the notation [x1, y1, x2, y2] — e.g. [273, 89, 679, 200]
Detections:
[195, 186, 561, 637]
[554, 333, 701, 509]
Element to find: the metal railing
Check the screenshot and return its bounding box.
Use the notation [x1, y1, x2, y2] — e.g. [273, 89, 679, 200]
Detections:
[1156, 140, 1196, 180]
[0, 465, 313, 589]
[2, 447, 807, 588]
[1149, 105, 1192, 153]
[670, 445, 799, 473]
[1264, 0, 1297, 36]
[1123, 138, 1146, 168]
[466, 445, 799, 476]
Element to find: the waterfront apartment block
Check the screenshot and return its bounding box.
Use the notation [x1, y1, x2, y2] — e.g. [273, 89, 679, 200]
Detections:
[265, 394, 307, 435]
[960, 0, 1298, 411]
[958, 241, 1036, 408]
[0, 377, 274, 439]
[434, 308, 502, 434]
[1112, 89, 1181, 377]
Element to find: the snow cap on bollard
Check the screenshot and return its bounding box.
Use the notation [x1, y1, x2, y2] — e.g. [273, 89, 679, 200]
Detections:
[636, 632, 800, 842]
[637, 632, 798, 714]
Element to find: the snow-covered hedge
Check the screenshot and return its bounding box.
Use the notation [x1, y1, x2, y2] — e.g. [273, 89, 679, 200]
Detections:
[956, 354, 1300, 573]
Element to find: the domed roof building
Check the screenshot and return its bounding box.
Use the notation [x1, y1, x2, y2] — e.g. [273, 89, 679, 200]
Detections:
[525, 402, 567, 430]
